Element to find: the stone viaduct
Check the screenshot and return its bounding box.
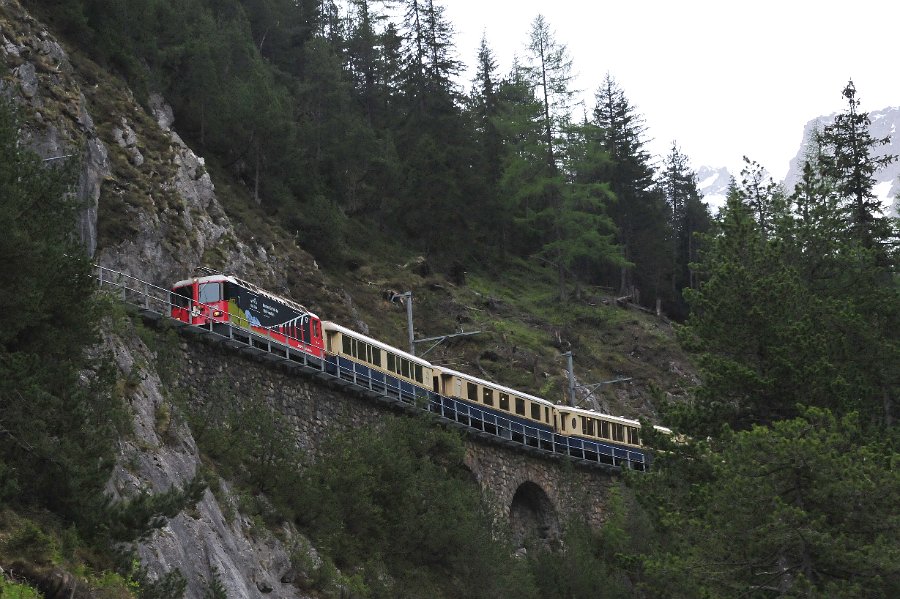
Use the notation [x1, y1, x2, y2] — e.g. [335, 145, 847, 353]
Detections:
[158, 321, 617, 546]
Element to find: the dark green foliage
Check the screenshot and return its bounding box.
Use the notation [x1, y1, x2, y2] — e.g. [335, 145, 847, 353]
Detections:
[633, 409, 900, 598]
[659, 143, 712, 318]
[817, 80, 897, 251]
[593, 76, 675, 308]
[678, 83, 898, 434]
[203, 568, 227, 599]
[100, 477, 207, 543]
[134, 566, 188, 599]
[187, 387, 304, 516]
[0, 98, 121, 526]
[294, 417, 537, 599]
[528, 489, 651, 599]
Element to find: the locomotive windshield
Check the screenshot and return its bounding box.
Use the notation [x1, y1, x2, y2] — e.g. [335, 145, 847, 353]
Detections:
[198, 282, 221, 304]
[171, 286, 192, 309]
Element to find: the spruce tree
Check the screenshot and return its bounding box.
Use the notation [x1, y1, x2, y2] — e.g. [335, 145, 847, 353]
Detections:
[592, 76, 672, 308]
[659, 143, 711, 316]
[818, 80, 897, 251]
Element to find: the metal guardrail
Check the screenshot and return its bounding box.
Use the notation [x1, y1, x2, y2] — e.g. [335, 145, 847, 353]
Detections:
[93, 265, 646, 471]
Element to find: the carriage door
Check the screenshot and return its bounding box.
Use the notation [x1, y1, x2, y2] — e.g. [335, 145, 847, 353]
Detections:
[300, 314, 312, 345]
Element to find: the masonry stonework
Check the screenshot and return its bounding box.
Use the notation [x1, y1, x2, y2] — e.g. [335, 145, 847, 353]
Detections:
[165, 328, 616, 539]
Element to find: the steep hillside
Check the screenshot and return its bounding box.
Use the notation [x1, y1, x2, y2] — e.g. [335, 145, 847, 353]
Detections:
[1, 0, 694, 419]
[1, 0, 697, 596]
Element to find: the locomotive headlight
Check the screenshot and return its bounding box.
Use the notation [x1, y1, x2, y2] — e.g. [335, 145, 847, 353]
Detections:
[213, 310, 223, 317]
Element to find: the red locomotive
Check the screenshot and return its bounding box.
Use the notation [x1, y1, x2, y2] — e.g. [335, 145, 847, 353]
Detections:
[170, 274, 324, 357]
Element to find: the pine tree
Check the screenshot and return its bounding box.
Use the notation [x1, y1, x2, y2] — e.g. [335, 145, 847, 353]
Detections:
[735, 156, 788, 241]
[818, 80, 897, 251]
[659, 143, 711, 316]
[592, 76, 672, 308]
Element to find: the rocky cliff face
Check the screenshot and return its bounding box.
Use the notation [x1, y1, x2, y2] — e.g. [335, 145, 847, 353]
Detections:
[0, 2, 336, 596]
[0, 0, 326, 291]
[105, 324, 319, 599]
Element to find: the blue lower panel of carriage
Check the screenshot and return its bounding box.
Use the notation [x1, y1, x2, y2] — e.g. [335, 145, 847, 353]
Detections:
[325, 354, 428, 403]
[560, 435, 647, 468]
[431, 395, 554, 447]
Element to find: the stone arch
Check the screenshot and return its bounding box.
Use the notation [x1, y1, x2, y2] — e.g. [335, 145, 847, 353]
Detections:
[509, 480, 560, 549]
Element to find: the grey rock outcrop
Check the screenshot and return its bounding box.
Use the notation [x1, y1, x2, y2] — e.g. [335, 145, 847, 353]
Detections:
[106, 323, 316, 599]
[0, 2, 110, 257]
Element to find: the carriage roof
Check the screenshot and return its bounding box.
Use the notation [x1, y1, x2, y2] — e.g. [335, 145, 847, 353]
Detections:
[431, 365, 556, 407]
[321, 321, 432, 368]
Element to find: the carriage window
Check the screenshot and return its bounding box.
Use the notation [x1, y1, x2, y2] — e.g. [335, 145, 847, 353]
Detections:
[414, 364, 423, 383]
[387, 353, 396, 372]
[545, 407, 550, 423]
[342, 335, 352, 355]
[171, 286, 192, 308]
[586, 418, 595, 436]
[628, 427, 640, 445]
[572, 418, 577, 429]
[371, 347, 382, 367]
[600, 420, 610, 439]
[613, 424, 625, 442]
[483, 388, 493, 406]
[499, 393, 509, 410]
[401, 359, 410, 378]
[515, 397, 525, 416]
[467, 382, 478, 401]
[530, 403, 541, 420]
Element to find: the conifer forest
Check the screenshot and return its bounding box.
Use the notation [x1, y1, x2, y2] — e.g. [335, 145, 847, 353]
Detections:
[1, 1, 898, 597]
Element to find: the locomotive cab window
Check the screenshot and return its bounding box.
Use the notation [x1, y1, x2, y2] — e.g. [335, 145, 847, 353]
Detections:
[171, 286, 192, 309]
[198, 282, 221, 304]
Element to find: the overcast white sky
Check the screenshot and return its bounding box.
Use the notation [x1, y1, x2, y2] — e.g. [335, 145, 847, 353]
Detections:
[442, 0, 899, 178]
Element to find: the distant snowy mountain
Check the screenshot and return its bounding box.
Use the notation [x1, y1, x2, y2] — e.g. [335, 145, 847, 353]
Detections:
[695, 165, 731, 213]
[696, 106, 900, 218]
[784, 106, 900, 217]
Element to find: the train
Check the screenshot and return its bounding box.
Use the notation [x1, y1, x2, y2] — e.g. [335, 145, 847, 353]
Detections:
[170, 274, 669, 469]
